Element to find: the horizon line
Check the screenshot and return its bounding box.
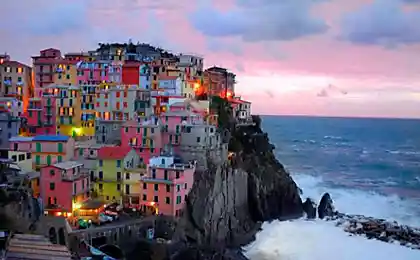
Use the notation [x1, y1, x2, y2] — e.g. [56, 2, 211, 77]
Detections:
[258, 114, 420, 120]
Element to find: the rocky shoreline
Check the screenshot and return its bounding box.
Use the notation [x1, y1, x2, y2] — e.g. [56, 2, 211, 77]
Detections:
[304, 193, 420, 251]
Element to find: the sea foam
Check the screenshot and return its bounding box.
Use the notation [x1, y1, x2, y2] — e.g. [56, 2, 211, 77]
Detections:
[243, 219, 420, 260]
[242, 173, 420, 260]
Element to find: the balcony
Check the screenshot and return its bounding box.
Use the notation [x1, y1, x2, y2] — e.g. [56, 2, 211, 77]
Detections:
[95, 177, 123, 183]
[62, 169, 89, 182]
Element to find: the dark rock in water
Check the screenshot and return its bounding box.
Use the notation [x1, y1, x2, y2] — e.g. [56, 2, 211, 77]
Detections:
[329, 213, 420, 250]
[318, 192, 334, 219]
[303, 198, 317, 219]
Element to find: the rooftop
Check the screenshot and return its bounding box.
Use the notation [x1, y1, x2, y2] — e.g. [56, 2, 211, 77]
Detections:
[52, 161, 84, 170]
[9, 136, 34, 142]
[98, 146, 132, 160]
[5, 233, 72, 260]
[32, 135, 69, 142]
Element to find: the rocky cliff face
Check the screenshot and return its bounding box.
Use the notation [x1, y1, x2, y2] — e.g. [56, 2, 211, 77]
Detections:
[174, 115, 303, 250]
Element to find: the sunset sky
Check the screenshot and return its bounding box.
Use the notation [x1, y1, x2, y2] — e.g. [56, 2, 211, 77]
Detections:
[1, 0, 420, 118]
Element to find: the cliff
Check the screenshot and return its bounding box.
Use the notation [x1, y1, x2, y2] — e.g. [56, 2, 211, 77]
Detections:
[171, 109, 303, 258]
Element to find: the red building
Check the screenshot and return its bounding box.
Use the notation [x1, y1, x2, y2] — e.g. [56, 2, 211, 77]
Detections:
[122, 61, 141, 85]
[40, 161, 90, 217]
[23, 89, 58, 136]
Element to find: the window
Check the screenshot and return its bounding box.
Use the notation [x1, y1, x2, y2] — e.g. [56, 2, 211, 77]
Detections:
[36, 143, 41, 152]
[99, 183, 103, 190]
[197, 137, 201, 143]
[143, 183, 147, 189]
[98, 171, 103, 179]
[152, 169, 156, 178]
[99, 160, 103, 167]
[184, 183, 187, 189]
[177, 185, 181, 192]
[166, 185, 170, 192]
[116, 160, 121, 167]
[46, 155, 51, 165]
[154, 196, 158, 202]
[125, 184, 130, 194]
[164, 170, 168, 180]
[50, 182, 55, 190]
[125, 127, 128, 133]
[66, 74, 70, 79]
[166, 197, 170, 204]
[176, 195, 182, 204]
[50, 169, 55, 176]
[35, 155, 41, 165]
[117, 172, 121, 180]
[154, 184, 159, 191]
[176, 171, 180, 179]
[125, 173, 130, 180]
[117, 184, 121, 191]
[26, 153, 31, 159]
[57, 155, 62, 162]
[73, 183, 77, 194]
[11, 155, 17, 162]
[123, 102, 127, 108]
[143, 194, 147, 201]
[116, 92, 120, 98]
[57, 143, 63, 153]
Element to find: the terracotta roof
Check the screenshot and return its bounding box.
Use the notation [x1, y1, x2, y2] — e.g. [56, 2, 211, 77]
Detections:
[159, 75, 178, 80]
[98, 146, 132, 160]
[1, 60, 31, 68]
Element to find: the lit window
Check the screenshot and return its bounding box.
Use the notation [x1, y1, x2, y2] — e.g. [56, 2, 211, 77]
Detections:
[17, 67, 23, 74]
[6, 67, 11, 73]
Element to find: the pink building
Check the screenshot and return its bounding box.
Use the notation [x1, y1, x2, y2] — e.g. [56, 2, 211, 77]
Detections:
[76, 61, 110, 85]
[159, 110, 204, 154]
[24, 94, 57, 136]
[121, 121, 163, 164]
[141, 156, 196, 216]
[40, 161, 90, 216]
[31, 135, 75, 170]
[9, 136, 33, 152]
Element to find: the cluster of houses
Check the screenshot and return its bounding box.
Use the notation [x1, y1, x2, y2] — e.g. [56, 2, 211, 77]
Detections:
[0, 43, 252, 219]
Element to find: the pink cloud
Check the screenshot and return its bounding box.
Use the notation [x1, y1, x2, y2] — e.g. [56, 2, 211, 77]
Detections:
[1, 0, 420, 118]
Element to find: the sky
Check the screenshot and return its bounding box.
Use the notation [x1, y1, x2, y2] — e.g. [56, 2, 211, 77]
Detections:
[1, 0, 420, 118]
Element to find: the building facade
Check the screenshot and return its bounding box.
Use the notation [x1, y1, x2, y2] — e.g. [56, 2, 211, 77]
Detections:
[40, 161, 90, 216]
[31, 135, 75, 170]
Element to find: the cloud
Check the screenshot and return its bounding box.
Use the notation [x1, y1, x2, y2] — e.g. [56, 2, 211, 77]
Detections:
[317, 84, 348, 97]
[189, 0, 329, 42]
[206, 38, 243, 55]
[1, 1, 88, 36]
[340, 0, 420, 47]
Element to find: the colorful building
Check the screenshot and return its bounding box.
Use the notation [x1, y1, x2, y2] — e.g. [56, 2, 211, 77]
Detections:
[140, 155, 196, 216]
[95, 146, 140, 202]
[32, 48, 76, 98]
[8, 136, 33, 173]
[95, 85, 145, 121]
[48, 85, 82, 136]
[76, 60, 110, 85]
[80, 84, 96, 136]
[40, 161, 90, 217]
[122, 61, 141, 85]
[0, 110, 21, 154]
[24, 97, 56, 136]
[31, 135, 75, 170]
[0, 58, 33, 111]
[120, 120, 163, 163]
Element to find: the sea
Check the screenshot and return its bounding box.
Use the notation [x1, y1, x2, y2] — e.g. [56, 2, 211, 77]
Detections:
[243, 116, 420, 260]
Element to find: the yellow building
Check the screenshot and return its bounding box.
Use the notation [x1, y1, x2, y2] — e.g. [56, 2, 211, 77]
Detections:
[53, 63, 77, 85]
[53, 85, 82, 136]
[95, 146, 140, 203]
[80, 84, 96, 136]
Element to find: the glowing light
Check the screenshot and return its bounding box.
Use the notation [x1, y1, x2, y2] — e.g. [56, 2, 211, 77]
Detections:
[72, 127, 82, 136]
[55, 212, 62, 216]
[73, 203, 82, 210]
[194, 83, 200, 91]
[149, 202, 155, 206]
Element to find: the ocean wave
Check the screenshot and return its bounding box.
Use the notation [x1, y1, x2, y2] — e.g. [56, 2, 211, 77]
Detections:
[386, 150, 420, 156]
[243, 219, 420, 260]
[292, 173, 420, 227]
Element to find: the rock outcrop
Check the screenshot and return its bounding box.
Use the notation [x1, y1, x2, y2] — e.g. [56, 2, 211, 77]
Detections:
[173, 114, 303, 254]
[302, 198, 317, 219]
[317, 192, 335, 219]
